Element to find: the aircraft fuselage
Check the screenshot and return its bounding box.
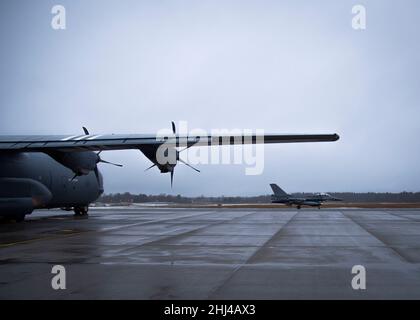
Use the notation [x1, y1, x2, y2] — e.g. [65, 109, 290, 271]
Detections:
[272, 198, 322, 208]
[0, 152, 103, 219]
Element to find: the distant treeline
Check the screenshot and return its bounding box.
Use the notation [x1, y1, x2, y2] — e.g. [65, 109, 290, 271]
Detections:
[98, 192, 420, 204]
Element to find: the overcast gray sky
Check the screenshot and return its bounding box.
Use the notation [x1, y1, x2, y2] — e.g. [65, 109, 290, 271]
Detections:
[1, 0, 419, 196]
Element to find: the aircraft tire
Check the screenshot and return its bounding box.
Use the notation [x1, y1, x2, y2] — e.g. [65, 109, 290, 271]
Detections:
[297, 205, 301, 210]
[74, 206, 89, 216]
[80, 206, 89, 215]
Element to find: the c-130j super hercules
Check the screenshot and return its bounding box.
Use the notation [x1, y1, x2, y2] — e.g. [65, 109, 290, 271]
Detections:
[0, 123, 339, 221]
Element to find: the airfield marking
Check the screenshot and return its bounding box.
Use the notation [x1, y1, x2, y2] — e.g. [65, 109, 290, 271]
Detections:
[0, 237, 46, 248]
[0, 210, 218, 248]
[0, 230, 86, 248]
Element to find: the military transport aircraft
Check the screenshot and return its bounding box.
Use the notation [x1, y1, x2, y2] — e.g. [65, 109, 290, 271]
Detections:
[270, 184, 342, 209]
[0, 123, 339, 221]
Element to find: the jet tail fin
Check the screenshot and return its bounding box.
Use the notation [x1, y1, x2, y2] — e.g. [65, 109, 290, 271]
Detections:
[270, 184, 289, 198]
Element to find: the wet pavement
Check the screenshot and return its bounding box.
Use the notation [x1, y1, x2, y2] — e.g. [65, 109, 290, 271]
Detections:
[1, 208, 420, 299]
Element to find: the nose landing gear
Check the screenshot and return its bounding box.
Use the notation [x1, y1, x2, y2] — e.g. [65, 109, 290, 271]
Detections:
[74, 206, 89, 217]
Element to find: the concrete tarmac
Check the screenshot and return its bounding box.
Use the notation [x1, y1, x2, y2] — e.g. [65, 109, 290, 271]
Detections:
[1, 207, 420, 299]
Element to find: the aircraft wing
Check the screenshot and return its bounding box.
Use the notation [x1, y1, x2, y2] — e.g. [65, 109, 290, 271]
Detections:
[0, 133, 339, 152]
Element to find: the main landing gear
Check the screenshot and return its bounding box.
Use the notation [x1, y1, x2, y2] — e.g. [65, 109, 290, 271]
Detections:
[74, 206, 89, 217]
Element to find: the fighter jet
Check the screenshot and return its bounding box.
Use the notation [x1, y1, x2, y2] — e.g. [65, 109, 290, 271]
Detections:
[0, 123, 339, 221]
[270, 184, 341, 209]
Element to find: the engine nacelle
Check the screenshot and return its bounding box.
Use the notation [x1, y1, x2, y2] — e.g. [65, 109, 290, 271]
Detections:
[0, 178, 52, 217]
[157, 163, 176, 173]
[139, 145, 178, 173]
[47, 151, 99, 176]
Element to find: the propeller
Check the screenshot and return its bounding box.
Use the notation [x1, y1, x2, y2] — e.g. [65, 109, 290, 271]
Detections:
[178, 156, 200, 172]
[171, 121, 176, 135]
[98, 158, 123, 167]
[67, 127, 122, 183]
[93, 166, 100, 181]
[145, 164, 157, 171]
[82, 126, 89, 135]
[144, 122, 200, 187]
[80, 128, 123, 168]
[172, 121, 200, 172]
[96, 151, 123, 167]
[167, 149, 200, 187]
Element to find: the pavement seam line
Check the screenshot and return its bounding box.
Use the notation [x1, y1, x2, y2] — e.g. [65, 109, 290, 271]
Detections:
[115, 210, 261, 255]
[342, 211, 411, 263]
[208, 210, 299, 298]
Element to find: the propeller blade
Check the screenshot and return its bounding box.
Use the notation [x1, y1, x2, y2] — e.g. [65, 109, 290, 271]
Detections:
[178, 146, 189, 153]
[93, 166, 100, 182]
[99, 159, 123, 167]
[170, 170, 174, 188]
[171, 121, 176, 134]
[178, 158, 200, 172]
[82, 127, 89, 135]
[145, 164, 157, 171]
